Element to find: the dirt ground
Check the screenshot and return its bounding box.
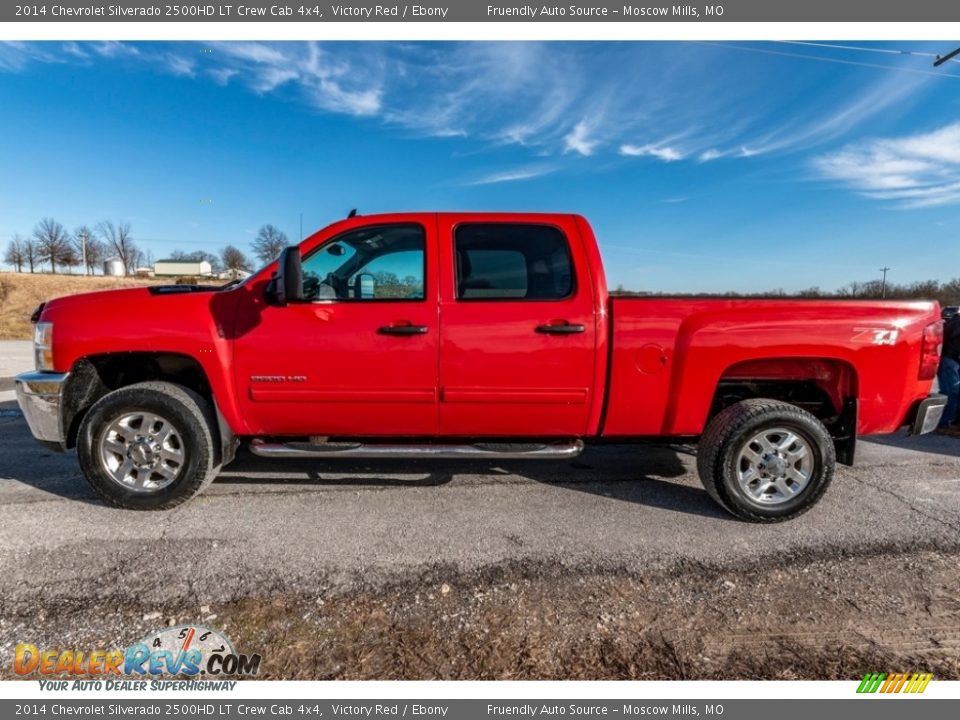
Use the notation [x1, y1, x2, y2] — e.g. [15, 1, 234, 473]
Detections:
[4, 549, 958, 680]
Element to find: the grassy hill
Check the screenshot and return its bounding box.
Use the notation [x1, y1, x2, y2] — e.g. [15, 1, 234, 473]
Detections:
[0, 272, 168, 340]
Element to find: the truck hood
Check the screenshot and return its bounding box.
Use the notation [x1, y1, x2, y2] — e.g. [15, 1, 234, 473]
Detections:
[39, 284, 243, 375]
[41, 284, 222, 314]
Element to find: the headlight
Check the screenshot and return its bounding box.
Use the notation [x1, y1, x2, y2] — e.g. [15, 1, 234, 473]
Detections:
[34, 322, 54, 371]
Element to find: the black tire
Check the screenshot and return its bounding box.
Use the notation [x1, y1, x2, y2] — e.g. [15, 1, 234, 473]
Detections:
[77, 381, 219, 510]
[696, 399, 835, 522]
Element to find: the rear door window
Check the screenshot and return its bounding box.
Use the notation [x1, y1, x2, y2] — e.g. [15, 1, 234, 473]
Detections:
[454, 224, 574, 301]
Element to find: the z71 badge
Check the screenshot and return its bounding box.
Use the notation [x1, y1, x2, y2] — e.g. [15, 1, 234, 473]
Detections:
[852, 328, 900, 346]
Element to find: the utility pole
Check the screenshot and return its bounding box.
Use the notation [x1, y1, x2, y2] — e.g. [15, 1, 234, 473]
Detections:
[299, 212, 303, 241]
[879, 266, 891, 298]
[79, 230, 88, 276]
[934, 47, 960, 67]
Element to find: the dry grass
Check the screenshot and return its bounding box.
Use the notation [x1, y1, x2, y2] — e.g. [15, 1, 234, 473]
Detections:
[0, 272, 166, 339]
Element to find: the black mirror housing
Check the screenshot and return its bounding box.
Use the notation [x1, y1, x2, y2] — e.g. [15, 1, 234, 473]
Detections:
[269, 246, 305, 306]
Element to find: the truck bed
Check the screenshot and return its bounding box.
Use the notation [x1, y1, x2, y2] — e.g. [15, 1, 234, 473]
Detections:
[601, 297, 940, 438]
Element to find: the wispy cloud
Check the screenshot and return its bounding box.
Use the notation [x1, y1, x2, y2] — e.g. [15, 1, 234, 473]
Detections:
[90, 41, 140, 59]
[165, 54, 195, 77]
[734, 70, 931, 158]
[0, 40, 944, 169]
[211, 41, 383, 115]
[815, 122, 960, 208]
[620, 144, 684, 162]
[210, 67, 238, 86]
[466, 166, 555, 185]
[61, 42, 88, 60]
[564, 121, 598, 156]
[0, 42, 55, 71]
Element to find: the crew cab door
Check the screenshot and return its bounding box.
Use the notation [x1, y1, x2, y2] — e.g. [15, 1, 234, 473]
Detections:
[231, 219, 439, 436]
[437, 217, 598, 436]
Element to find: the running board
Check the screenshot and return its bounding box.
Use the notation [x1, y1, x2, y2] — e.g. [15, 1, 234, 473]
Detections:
[248, 438, 585, 460]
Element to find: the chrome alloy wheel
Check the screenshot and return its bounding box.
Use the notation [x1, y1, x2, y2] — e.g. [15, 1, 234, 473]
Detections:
[98, 411, 186, 492]
[735, 426, 814, 505]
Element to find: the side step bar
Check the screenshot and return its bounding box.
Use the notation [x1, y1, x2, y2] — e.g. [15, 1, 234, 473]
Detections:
[249, 439, 585, 460]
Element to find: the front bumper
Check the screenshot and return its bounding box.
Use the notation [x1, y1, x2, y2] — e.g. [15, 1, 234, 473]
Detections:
[15, 371, 69, 451]
[908, 393, 947, 436]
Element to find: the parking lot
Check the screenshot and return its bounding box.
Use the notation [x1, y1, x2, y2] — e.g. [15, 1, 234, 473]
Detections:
[2, 340, 959, 678]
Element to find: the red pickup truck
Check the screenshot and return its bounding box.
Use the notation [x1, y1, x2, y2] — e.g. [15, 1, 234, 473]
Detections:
[16, 212, 946, 521]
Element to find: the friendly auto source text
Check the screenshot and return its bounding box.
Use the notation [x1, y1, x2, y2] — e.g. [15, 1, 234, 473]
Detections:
[486, 5, 720, 18]
[487, 705, 712, 716]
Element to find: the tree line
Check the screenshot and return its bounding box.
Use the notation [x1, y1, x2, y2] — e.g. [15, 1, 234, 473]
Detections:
[9, 220, 956, 306]
[4, 218, 137, 275]
[612, 278, 960, 306]
[3, 219, 290, 276]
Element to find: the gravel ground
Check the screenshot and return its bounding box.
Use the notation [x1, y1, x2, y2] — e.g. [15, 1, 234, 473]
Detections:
[1, 394, 959, 679]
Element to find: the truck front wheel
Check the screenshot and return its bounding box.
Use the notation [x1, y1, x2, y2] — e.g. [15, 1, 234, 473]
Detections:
[696, 399, 835, 522]
[77, 381, 219, 510]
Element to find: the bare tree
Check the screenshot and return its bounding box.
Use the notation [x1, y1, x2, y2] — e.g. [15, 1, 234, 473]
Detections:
[85, 236, 106, 274]
[23, 238, 38, 273]
[941, 278, 960, 303]
[4, 235, 26, 272]
[129, 246, 145, 271]
[96, 221, 137, 273]
[220, 245, 251, 278]
[33, 217, 72, 273]
[251, 224, 289, 265]
[60, 241, 81, 273]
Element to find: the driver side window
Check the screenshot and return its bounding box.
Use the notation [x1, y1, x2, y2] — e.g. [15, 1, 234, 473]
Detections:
[300, 224, 426, 302]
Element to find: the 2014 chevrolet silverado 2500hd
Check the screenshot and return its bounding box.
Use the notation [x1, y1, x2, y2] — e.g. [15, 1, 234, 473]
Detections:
[15, 212, 947, 520]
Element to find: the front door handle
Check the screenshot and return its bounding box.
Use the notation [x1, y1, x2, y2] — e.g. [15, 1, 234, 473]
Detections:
[536, 321, 586, 335]
[378, 323, 429, 336]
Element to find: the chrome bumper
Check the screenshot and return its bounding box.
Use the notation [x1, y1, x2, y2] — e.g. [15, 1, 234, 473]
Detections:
[15, 371, 69, 451]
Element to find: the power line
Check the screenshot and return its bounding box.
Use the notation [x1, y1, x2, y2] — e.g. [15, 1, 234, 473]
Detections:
[778, 41, 960, 65]
[701, 42, 960, 80]
[134, 237, 230, 247]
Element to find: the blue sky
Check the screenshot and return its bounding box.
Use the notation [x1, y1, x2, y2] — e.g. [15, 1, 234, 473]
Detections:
[1, 40, 959, 292]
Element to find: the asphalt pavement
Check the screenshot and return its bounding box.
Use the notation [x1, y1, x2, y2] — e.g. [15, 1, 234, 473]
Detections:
[0, 340, 30, 395]
[1, 338, 959, 614]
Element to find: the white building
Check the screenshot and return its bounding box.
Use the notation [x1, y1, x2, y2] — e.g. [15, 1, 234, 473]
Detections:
[216, 268, 252, 281]
[153, 259, 213, 277]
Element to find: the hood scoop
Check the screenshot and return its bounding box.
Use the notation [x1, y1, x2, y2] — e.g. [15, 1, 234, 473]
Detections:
[147, 285, 220, 295]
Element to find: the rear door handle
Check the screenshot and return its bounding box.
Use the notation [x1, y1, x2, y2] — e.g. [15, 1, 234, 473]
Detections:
[536, 321, 586, 335]
[378, 323, 429, 336]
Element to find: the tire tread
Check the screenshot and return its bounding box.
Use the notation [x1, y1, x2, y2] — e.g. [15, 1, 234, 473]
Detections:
[77, 381, 219, 510]
[696, 398, 835, 523]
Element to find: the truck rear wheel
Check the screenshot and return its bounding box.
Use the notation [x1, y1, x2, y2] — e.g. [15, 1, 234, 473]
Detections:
[696, 399, 835, 522]
[77, 381, 219, 510]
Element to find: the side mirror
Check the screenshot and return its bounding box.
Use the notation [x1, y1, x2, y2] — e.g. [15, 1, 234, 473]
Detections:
[353, 272, 376, 299]
[268, 246, 304, 306]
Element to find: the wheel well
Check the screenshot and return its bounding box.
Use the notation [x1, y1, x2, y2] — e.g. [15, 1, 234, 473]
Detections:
[63, 352, 214, 449]
[710, 358, 859, 465]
